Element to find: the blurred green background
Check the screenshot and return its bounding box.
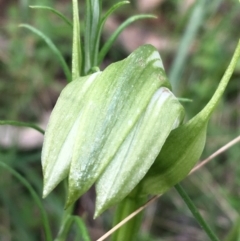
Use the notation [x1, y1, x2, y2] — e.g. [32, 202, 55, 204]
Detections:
[0, 0, 239, 240]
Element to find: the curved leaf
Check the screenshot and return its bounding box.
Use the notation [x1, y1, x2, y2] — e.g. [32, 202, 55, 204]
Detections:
[19, 24, 71, 82]
[0, 120, 44, 134]
[93, 1, 130, 66]
[98, 14, 157, 65]
[29, 5, 72, 27]
[0, 161, 52, 241]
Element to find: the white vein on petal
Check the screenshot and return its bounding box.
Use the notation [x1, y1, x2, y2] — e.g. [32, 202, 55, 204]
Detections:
[42, 72, 101, 197]
[43, 112, 82, 197]
[96, 87, 178, 214]
[147, 50, 164, 69]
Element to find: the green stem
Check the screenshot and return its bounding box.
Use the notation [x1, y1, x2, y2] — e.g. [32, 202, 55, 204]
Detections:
[0, 162, 52, 241]
[71, 216, 91, 241]
[54, 181, 74, 241]
[72, 0, 81, 80]
[111, 188, 147, 241]
[175, 183, 220, 241]
[54, 206, 74, 241]
[199, 40, 240, 119]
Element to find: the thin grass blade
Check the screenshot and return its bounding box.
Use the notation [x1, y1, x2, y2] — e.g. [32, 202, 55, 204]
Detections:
[98, 14, 156, 65]
[0, 120, 44, 134]
[19, 24, 71, 82]
[29, 5, 73, 27]
[84, 0, 101, 74]
[72, 216, 91, 241]
[175, 184, 220, 241]
[93, 1, 130, 66]
[72, 0, 81, 79]
[0, 161, 52, 241]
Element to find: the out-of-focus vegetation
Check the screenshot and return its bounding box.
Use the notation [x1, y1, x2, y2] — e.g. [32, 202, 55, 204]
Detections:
[0, 0, 239, 240]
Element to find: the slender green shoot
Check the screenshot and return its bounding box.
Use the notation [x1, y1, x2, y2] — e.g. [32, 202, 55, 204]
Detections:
[19, 24, 71, 82]
[72, 216, 91, 241]
[84, 0, 101, 74]
[93, 1, 130, 66]
[0, 161, 52, 241]
[54, 214, 91, 241]
[175, 183, 220, 241]
[72, 0, 82, 79]
[199, 39, 240, 118]
[98, 14, 156, 65]
[29, 5, 73, 27]
[0, 120, 44, 134]
[54, 209, 73, 241]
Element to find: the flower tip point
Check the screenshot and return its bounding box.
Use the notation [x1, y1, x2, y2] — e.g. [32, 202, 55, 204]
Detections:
[93, 210, 100, 219]
[42, 190, 48, 199]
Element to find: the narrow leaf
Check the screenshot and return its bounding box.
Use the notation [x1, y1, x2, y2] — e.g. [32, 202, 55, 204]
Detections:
[20, 24, 71, 82]
[84, 0, 101, 74]
[98, 14, 156, 65]
[0, 161, 52, 241]
[72, 0, 81, 79]
[140, 40, 240, 195]
[93, 1, 130, 66]
[175, 184, 220, 241]
[72, 216, 91, 241]
[29, 5, 73, 27]
[0, 120, 44, 134]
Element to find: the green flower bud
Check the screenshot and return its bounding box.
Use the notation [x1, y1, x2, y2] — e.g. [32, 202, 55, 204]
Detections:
[41, 45, 184, 216]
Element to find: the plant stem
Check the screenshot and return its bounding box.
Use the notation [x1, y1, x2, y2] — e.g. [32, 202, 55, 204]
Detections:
[71, 216, 91, 241]
[111, 188, 147, 241]
[0, 162, 52, 241]
[54, 180, 75, 241]
[175, 183, 220, 241]
[54, 205, 74, 241]
[54, 196, 91, 241]
[72, 0, 81, 80]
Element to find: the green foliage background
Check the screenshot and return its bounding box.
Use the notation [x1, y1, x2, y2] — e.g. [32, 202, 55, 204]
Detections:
[0, 0, 239, 240]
